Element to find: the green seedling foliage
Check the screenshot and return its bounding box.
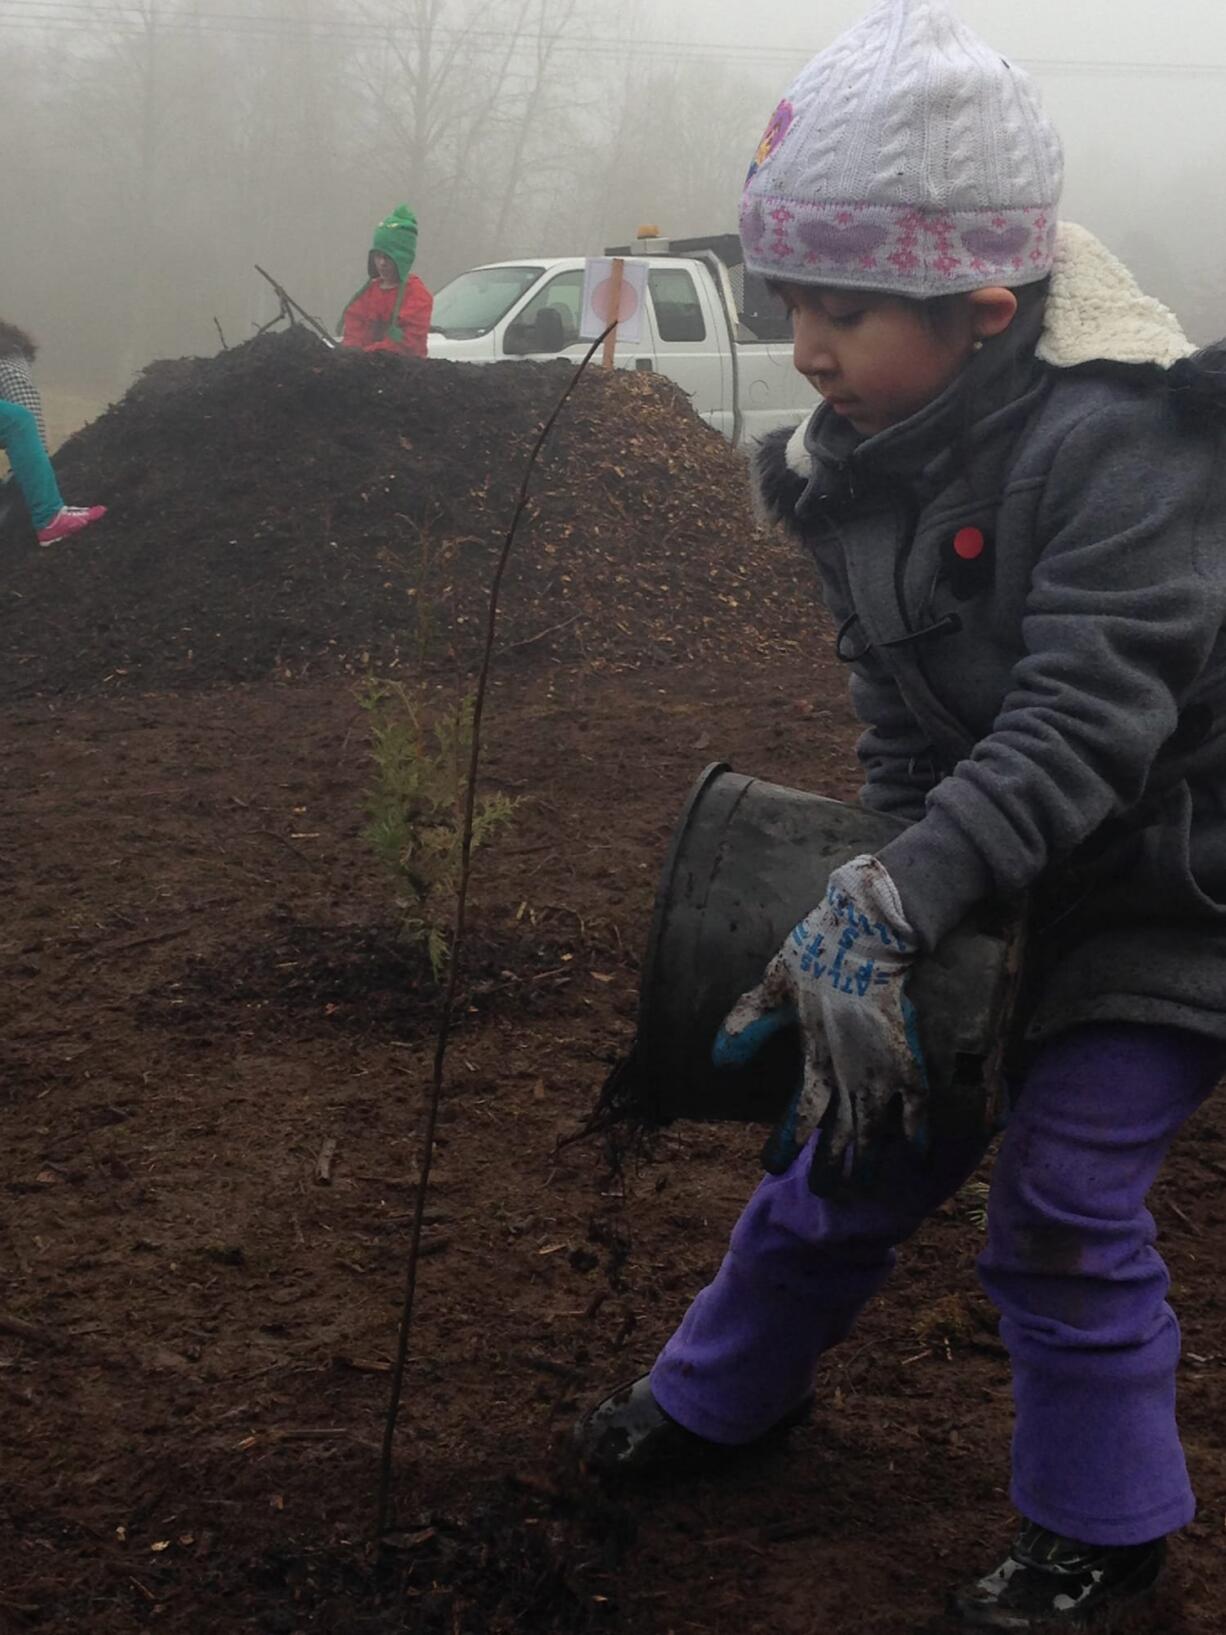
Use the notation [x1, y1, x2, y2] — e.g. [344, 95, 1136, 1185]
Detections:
[359, 678, 517, 978]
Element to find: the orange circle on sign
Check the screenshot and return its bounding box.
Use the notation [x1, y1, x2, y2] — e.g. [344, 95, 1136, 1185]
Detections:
[591, 277, 640, 324]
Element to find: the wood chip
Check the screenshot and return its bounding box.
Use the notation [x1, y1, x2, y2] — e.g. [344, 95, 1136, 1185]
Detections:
[315, 1138, 338, 1185]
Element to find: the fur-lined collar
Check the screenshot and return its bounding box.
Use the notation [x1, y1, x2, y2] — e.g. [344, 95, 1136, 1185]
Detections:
[780, 222, 1194, 479]
[1037, 222, 1193, 370]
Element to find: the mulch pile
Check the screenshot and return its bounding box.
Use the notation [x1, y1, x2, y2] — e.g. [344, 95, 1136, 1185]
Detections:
[0, 328, 813, 697]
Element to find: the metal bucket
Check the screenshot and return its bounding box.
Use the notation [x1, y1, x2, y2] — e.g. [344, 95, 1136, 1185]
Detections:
[632, 765, 1018, 1140]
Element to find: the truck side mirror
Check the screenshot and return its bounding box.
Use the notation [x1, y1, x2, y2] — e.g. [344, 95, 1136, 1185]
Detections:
[505, 307, 568, 356]
[504, 317, 533, 355]
[532, 307, 567, 354]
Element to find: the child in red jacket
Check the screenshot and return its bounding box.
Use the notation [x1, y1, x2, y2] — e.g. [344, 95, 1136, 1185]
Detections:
[340, 206, 433, 360]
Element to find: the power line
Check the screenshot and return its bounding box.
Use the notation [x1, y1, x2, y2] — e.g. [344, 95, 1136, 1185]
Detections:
[0, 12, 804, 62]
[3, 1, 1226, 77]
[6, 0, 803, 48]
[2, 7, 799, 57]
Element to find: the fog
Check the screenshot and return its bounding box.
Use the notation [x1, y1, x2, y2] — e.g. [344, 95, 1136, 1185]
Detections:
[3, 0, 1224, 394]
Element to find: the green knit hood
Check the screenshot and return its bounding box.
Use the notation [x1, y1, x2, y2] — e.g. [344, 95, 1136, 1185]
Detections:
[369, 205, 418, 281]
[340, 205, 420, 338]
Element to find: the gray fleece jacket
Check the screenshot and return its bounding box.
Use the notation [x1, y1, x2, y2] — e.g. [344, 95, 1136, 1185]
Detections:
[752, 224, 1226, 1045]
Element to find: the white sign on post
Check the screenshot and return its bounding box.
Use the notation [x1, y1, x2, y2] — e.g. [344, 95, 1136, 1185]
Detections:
[579, 256, 649, 346]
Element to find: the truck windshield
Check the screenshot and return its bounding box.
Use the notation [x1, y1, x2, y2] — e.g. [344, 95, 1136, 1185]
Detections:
[429, 266, 546, 338]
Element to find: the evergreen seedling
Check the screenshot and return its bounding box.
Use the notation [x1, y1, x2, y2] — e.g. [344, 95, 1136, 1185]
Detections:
[359, 678, 516, 977]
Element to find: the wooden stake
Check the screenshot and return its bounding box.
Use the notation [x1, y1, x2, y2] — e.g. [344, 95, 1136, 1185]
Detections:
[601, 258, 625, 370]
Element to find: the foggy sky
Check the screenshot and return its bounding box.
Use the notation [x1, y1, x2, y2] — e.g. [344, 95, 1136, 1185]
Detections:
[3, 0, 1224, 395]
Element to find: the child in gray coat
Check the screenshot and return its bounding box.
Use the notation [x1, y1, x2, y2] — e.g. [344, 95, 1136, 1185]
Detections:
[577, 2, 1226, 1628]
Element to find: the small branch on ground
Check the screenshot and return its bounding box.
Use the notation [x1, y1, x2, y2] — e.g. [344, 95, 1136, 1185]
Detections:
[0, 1312, 61, 1348]
[501, 612, 584, 654]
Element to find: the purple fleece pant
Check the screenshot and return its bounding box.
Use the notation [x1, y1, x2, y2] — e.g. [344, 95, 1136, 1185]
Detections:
[650, 1024, 1225, 1546]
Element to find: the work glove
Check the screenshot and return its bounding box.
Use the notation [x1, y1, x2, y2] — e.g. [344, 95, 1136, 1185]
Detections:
[713, 854, 928, 1192]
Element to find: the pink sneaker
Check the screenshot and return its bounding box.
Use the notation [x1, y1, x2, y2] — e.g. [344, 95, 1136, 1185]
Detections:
[37, 504, 107, 546]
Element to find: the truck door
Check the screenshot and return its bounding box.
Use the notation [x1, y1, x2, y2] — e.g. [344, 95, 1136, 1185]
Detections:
[646, 267, 731, 438]
[502, 268, 660, 372]
[502, 269, 585, 357]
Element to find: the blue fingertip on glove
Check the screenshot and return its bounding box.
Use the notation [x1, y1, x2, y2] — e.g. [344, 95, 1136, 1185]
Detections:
[711, 1003, 797, 1070]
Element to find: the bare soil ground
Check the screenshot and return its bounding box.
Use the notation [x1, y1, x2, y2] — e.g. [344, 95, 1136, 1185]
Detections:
[2, 341, 1224, 1635]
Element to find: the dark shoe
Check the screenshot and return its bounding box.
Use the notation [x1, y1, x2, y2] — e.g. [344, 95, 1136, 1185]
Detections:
[573, 1372, 811, 1477]
[950, 1520, 1167, 1628]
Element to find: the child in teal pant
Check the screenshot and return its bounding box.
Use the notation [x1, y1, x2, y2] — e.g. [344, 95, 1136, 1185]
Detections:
[0, 398, 105, 545]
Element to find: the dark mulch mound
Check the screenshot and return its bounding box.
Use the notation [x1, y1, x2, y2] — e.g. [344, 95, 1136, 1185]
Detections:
[0, 329, 812, 697]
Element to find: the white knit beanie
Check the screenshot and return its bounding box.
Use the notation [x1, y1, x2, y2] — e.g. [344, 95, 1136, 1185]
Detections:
[741, 0, 1064, 298]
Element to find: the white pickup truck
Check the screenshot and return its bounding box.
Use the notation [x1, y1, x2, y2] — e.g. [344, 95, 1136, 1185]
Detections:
[425, 232, 814, 448]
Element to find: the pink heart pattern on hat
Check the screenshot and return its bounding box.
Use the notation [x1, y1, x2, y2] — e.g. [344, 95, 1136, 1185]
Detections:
[962, 226, 1031, 259]
[740, 202, 1058, 293]
[797, 221, 890, 262]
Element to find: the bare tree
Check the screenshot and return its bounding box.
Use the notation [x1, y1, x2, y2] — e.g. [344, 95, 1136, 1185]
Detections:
[587, 58, 777, 246]
[350, 0, 594, 272]
[0, 0, 785, 391]
[487, 0, 584, 251]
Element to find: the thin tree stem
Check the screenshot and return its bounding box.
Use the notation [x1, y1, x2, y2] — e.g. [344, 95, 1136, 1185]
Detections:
[375, 323, 616, 1540]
